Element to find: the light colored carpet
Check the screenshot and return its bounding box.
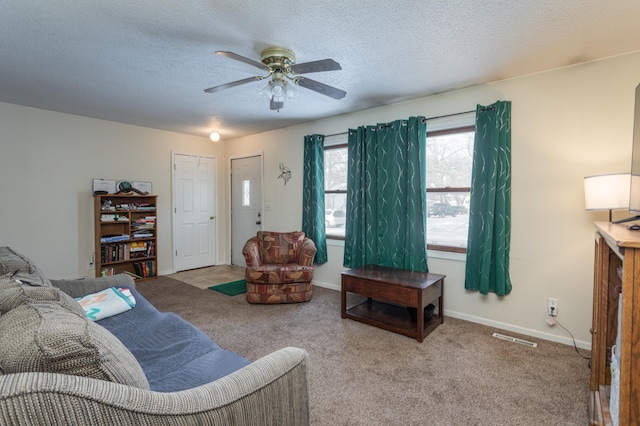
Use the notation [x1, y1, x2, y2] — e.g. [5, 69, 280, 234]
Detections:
[137, 277, 590, 426]
[168, 264, 246, 290]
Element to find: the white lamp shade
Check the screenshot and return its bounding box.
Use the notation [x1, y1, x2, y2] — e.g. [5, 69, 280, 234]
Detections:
[584, 173, 630, 210]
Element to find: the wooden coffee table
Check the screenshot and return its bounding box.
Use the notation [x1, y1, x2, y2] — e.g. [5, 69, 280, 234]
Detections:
[341, 264, 445, 342]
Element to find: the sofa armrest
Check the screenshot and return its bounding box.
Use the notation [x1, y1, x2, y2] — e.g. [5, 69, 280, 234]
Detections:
[298, 238, 317, 266]
[0, 347, 310, 426]
[242, 237, 262, 268]
[50, 274, 136, 298]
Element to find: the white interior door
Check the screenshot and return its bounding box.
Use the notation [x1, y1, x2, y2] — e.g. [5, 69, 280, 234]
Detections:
[173, 153, 217, 272]
[231, 155, 262, 266]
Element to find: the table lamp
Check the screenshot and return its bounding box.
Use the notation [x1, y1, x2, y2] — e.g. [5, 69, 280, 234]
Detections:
[584, 173, 630, 222]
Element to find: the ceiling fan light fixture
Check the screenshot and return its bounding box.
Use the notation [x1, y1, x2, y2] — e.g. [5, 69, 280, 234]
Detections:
[271, 80, 285, 96]
[270, 98, 284, 111]
[284, 81, 298, 100]
[259, 81, 273, 99]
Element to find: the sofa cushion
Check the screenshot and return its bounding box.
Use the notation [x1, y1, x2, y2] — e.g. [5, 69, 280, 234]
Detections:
[98, 286, 251, 392]
[257, 231, 306, 264]
[0, 246, 51, 287]
[0, 278, 150, 389]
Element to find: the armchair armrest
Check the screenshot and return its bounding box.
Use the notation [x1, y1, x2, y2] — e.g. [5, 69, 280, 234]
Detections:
[298, 238, 317, 266]
[242, 237, 262, 267]
[50, 274, 135, 298]
[0, 347, 310, 426]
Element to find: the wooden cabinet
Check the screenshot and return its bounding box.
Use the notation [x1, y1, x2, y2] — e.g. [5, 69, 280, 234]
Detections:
[94, 194, 157, 281]
[590, 222, 640, 425]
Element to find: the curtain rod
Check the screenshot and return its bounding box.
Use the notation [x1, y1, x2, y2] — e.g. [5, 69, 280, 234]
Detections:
[324, 109, 477, 138]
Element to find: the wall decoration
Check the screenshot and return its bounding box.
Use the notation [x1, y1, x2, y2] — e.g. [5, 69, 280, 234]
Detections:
[92, 178, 116, 194]
[132, 181, 152, 194]
[278, 163, 292, 185]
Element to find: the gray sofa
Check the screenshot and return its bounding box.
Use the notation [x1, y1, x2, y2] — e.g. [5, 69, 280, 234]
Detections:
[0, 247, 310, 425]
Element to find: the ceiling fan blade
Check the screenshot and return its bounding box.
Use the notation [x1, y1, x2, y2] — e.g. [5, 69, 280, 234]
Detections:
[296, 77, 346, 100]
[216, 51, 269, 71]
[204, 76, 264, 93]
[290, 59, 342, 74]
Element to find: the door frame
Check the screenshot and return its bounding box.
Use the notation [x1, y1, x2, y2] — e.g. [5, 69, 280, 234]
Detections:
[171, 150, 219, 272]
[228, 152, 264, 265]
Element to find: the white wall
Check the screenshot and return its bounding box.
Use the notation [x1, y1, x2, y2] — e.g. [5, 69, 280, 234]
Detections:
[0, 103, 225, 278]
[224, 51, 640, 348]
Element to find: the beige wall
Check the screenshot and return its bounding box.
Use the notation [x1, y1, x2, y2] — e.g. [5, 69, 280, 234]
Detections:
[2, 51, 638, 349]
[225, 51, 640, 348]
[0, 103, 224, 278]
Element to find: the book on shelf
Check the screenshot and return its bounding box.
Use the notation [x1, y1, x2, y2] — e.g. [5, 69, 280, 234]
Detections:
[132, 230, 153, 239]
[101, 243, 131, 263]
[100, 234, 130, 243]
[133, 260, 155, 278]
[101, 267, 115, 277]
[146, 241, 155, 257]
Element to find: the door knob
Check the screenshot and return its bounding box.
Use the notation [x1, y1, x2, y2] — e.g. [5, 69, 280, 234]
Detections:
[210, 216, 216, 220]
[256, 221, 262, 225]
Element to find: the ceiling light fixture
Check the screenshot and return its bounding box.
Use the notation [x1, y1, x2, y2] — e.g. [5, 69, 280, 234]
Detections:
[209, 131, 221, 142]
[259, 73, 297, 112]
[204, 46, 345, 113]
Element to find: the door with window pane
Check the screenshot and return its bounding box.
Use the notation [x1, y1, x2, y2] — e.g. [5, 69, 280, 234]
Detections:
[231, 155, 262, 266]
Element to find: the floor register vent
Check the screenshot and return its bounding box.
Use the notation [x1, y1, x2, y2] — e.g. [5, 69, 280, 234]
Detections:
[492, 332, 538, 348]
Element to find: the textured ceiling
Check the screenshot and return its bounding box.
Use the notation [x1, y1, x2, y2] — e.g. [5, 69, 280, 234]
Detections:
[1, 0, 640, 140]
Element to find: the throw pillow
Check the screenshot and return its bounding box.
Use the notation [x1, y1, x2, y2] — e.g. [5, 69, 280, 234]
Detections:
[0, 277, 85, 317]
[0, 246, 52, 287]
[0, 278, 150, 389]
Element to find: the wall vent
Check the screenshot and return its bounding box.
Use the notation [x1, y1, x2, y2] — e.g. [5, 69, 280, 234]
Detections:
[492, 332, 537, 348]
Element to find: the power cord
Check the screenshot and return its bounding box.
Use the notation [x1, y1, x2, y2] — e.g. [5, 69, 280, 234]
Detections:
[553, 317, 591, 360]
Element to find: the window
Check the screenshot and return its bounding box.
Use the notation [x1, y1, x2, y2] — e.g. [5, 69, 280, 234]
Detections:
[321, 127, 474, 247]
[426, 126, 475, 253]
[242, 179, 251, 206]
[324, 136, 348, 239]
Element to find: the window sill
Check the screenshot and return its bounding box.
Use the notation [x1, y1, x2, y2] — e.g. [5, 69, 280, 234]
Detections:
[326, 238, 345, 247]
[326, 240, 464, 262]
[427, 249, 466, 262]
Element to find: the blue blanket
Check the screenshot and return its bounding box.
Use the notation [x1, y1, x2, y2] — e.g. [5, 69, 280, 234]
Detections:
[97, 286, 250, 392]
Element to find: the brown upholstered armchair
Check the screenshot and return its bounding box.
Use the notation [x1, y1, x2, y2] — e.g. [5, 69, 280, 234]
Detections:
[242, 231, 316, 304]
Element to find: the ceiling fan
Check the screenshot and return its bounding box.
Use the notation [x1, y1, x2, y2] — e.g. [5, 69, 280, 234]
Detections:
[204, 46, 346, 112]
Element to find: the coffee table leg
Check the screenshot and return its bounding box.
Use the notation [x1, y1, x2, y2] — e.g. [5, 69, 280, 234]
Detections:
[439, 279, 444, 324]
[417, 292, 424, 342]
[341, 282, 346, 319]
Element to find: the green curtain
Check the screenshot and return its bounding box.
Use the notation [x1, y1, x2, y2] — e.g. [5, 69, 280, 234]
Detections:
[343, 117, 428, 272]
[302, 134, 328, 264]
[465, 101, 512, 296]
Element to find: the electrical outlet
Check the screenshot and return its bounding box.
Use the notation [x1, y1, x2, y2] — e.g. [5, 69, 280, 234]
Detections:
[548, 298, 558, 316]
[86, 261, 94, 270]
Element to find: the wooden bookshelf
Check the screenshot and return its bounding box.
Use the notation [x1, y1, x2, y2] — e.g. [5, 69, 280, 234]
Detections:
[94, 193, 157, 281]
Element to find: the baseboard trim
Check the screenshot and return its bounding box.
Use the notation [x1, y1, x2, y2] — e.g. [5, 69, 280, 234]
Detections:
[313, 280, 591, 350]
[444, 310, 591, 350]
